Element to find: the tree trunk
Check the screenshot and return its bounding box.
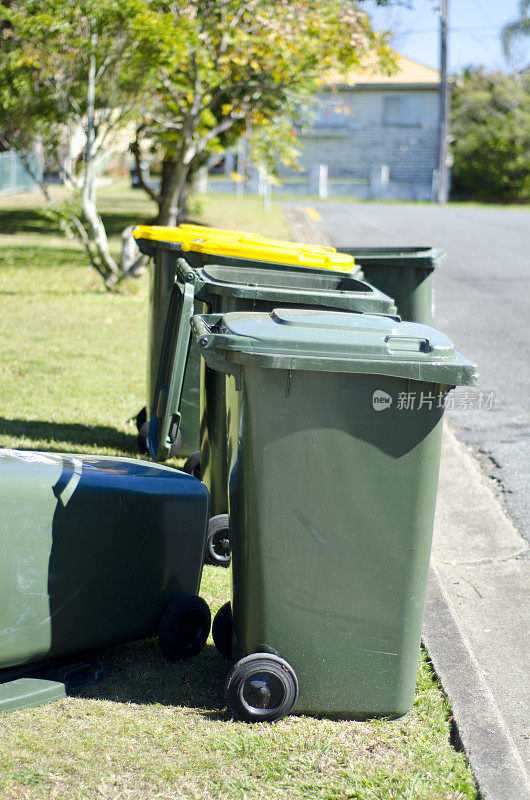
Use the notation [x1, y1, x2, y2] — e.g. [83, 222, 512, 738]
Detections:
[81, 34, 121, 288]
[156, 155, 192, 226]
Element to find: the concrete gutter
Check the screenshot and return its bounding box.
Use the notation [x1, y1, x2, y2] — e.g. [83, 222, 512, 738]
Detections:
[427, 429, 529, 800]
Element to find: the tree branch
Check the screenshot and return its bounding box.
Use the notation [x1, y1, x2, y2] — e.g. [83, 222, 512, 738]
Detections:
[131, 135, 161, 203]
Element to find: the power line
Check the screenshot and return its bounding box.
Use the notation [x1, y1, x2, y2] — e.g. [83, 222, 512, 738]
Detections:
[403, 26, 502, 34]
[464, 30, 504, 60]
[466, 0, 499, 29]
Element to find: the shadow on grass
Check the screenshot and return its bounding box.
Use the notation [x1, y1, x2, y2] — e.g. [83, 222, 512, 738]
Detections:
[0, 208, 60, 235]
[0, 208, 156, 238]
[0, 417, 137, 454]
[77, 640, 228, 719]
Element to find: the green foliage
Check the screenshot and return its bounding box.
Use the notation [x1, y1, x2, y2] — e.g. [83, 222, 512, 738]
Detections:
[0, 0, 167, 285]
[132, 0, 395, 222]
[450, 68, 530, 202]
[501, 0, 530, 67]
[0, 0, 160, 156]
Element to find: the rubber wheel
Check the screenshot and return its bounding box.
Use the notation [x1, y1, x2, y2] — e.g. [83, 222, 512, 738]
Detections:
[205, 514, 230, 567]
[135, 406, 147, 431]
[183, 450, 201, 479]
[137, 419, 149, 454]
[137, 420, 183, 457]
[225, 653, 298, 723]
[158, 593, 211, 662]
[212, 601, 232, 660]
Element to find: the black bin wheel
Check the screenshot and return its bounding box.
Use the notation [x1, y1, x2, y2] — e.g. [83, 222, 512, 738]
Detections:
[135, 406, 147, 431]
[205, 514, 230, 567]
[137, 419, 150, 454]
[158, 593, 211, 662]
[212, 601, 232, 660]
[225, 653, 298, 723]
[137, 419, 183, 457]
[183, 450, 201, 479]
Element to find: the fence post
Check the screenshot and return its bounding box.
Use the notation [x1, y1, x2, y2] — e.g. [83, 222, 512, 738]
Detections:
[370, 164, 389, 199]
[258, 164, 267, 196]
[318, 163, 328, 199]
[264, 173, 272, 213]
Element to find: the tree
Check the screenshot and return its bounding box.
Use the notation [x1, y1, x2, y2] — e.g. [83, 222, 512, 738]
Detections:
[133, 0, 394, 225]
[502, 0, 530, 68]
[0, 0, 161, 288]
[450, 68, 530, 202]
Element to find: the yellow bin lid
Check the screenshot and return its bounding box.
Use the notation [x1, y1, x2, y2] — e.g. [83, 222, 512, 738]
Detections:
[179, 224, 340, 255]
[133, 224, 355, 272]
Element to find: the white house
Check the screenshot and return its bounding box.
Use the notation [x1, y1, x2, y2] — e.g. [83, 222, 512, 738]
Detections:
[287, 54, 442, 201]
[206, 53, 442, 201]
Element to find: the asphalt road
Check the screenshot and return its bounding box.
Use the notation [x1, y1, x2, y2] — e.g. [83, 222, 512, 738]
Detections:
[285, 201, 530, 543]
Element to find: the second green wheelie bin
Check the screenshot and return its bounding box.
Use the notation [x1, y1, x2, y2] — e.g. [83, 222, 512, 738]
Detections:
[133, 224, 363, 458]
[335, 246, 445, 325]
[191, 308, 478, 722]
[148, 258, 397, 566]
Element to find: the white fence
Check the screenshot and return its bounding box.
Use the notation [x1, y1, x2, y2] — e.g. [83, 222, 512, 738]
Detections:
[201, 162, 437, 202]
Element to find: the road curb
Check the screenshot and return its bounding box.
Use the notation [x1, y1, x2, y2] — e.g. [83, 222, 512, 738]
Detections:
[423, 564, 530, 800]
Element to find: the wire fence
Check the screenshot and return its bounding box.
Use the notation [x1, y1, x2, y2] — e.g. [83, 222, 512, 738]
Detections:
[0, 151, 43, 196]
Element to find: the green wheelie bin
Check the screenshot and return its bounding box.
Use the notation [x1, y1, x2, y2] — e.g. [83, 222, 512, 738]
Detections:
[147, 258, 397, 567]
[335, 246, 445, 326]
[190, 308, 477, 722]
[0, 448, 211, 713]
[133, 224, 363, 459]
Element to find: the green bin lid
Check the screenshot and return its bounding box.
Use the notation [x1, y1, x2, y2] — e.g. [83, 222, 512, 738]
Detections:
[148, 277, 196, 462]
[337, 246, 445, 271]
[192, 309, 478, 386]
[175, 258, 397, 315]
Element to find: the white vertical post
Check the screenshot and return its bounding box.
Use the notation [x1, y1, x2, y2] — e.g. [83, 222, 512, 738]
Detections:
[318, 163, 328, 199]
[258, 164, 266, 196]
[370, 164, 389, 199]
[264, 175, 272, 213]
[197, 166, 208, 194]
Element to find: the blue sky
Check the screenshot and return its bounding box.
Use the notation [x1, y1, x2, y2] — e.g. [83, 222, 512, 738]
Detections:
[364, 0, 527, 74]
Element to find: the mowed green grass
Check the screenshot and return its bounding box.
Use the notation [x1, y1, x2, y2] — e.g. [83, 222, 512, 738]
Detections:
[0, 185, 477, 800]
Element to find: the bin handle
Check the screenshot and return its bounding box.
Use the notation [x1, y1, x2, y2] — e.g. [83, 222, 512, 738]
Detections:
[385, 335, 433, 353]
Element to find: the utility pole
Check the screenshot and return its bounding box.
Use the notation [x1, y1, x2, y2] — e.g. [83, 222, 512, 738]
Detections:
[437, 0, 450, 203]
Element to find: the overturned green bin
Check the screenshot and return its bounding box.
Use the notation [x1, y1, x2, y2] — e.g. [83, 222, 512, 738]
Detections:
[0, 448, 211, 712]
[191, 308, 478, 722]
[147, 257, 397, 566]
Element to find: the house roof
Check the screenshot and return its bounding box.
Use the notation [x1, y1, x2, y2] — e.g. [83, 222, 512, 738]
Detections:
[326, 53, 440, 88]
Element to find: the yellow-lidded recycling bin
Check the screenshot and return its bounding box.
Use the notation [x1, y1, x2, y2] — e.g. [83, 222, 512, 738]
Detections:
[133, 225, 360, 458]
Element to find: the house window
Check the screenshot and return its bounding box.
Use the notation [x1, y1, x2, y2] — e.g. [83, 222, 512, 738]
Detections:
[313, 100, 350, 129]
[383, 95, 423, 127]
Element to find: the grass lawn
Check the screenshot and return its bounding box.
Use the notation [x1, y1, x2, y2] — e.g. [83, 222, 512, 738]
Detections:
[0, 184, 477, 800]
